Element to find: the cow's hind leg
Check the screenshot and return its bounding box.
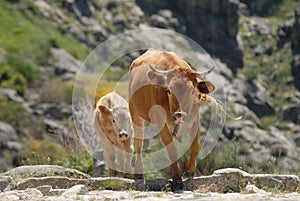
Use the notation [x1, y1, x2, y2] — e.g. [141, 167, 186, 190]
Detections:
[130, 112, 145, 180]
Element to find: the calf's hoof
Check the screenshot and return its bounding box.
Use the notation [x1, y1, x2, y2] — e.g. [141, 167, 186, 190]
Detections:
[134, 174, 144, 181]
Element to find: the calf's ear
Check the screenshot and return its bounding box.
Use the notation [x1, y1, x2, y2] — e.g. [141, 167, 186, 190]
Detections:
[197, 80, 215, 94]
[98, 105, 112, 115]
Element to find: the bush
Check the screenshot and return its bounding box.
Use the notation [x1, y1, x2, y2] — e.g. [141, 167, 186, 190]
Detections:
[57, 151, 93, 175]
[39, 79, 73, 104]
[196, 141, 247, 175]
[0, 66, 27, 95]
[22, 138, 68, 165]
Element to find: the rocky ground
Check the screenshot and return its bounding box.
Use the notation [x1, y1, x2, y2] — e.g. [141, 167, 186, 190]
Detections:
[0, 165, 299, 201]
[1, 2, 300, 199]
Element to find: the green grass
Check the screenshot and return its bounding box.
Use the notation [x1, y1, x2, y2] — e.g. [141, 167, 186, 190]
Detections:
[0, 1, 89, 62]
[57, 151, 94, 175]
[197, 141, 247, 175]
[266, 0, 300, 24]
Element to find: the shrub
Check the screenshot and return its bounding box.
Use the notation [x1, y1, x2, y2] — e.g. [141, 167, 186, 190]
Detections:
[0, 66, 27, 95]
[22, 138, 68, 165]
[57, 151, 93, 175]
[196, 141, 247, 175]
[39, 79, 73, 104]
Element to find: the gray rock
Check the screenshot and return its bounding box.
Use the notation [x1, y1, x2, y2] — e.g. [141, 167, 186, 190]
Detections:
[245, 184, 269, 194]
[0, 121, 18, 142]
[283, 104, 300, 123]
[240, 0, 282, 15]
[242, 16, 274, 36]
[135, 178, 171, 191]
[0, 176, 13, 192]
[225, 0, 239, 37]
[30, 102, 71, 120]
[252, 44, 273, 56]
[33, 0, 67, 24]
[184, 168, 299, 192]
[245, 80, 274, 117]
[0, 88, 24, 103]
[16, 177, 88, 190]
[277, 22, 292, 48]
[292, 7, 300, 53]
[149, 15, 170, 29]
[35, 185, 52, 196]
[292, 134, 300, 146]
[291, 54, 300, 91]
[51, 48, 82, 76]
[1, 165, 90, 180]
[61, 184, 88, 197]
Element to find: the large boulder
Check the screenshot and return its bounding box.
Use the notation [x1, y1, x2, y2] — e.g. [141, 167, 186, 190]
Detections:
[240, 0, 283, 15]
[51, 48, 82, 77]
[0, 121, 23, 171]
[1, 165, 90, 180]
[292, 7, 300, 54]
[283, 104, 300, 124]
[245, 80, 274, 117]
[223, 121, 300, 171]
[291, 54, 300, 91]
[136, 0, 243, 70]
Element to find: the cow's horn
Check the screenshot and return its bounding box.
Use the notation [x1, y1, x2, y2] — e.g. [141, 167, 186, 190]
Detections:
[149, 65, 169, 74]
[197, 65, 215, 78]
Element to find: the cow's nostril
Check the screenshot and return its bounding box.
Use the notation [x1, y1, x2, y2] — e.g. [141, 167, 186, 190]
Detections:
[119, 134, 123, 138]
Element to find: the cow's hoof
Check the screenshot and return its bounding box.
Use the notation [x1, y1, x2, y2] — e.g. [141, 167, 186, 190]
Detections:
[134, 174, 144, 181]
[171, 181, 183, 193]
[122, 173, 133, 179]
[183, 171, 194, 178]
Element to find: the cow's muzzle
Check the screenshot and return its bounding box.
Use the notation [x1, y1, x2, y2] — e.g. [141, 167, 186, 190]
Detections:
[118, 130, 129, 141]
[172, 111, 188, 124]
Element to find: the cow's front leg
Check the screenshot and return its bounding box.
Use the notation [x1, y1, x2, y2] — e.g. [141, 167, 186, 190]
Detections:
[160, 125, 183, 192]
[103, 148, 117, 177]
[184, 124, 200, 176]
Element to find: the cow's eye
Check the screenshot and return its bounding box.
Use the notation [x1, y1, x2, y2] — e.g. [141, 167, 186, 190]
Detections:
[112, 119, 116, 123]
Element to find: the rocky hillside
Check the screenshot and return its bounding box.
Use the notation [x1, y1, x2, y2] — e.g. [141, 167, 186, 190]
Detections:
[0, 0, 300, 179]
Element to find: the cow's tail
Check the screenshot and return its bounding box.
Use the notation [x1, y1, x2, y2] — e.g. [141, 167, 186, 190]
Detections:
[200, 95, 242, 120]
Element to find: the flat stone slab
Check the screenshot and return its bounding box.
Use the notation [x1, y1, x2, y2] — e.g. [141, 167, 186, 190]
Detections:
[1, 166, 299, 193]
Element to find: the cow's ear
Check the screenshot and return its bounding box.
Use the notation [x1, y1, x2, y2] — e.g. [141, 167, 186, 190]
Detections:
[147, 71, 165, 85]
[98, 105, 112, 115]
[197, 80, 215, 94]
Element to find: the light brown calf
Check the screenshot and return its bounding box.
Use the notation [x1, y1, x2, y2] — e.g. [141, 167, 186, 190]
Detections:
[94, 92, 133, 177]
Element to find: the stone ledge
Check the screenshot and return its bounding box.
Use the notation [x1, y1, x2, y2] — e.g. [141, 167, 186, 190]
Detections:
[1, 166, 299, 193]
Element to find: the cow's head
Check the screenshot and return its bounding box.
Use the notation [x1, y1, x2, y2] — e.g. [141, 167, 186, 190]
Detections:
[148, 65, 215, 126]
[98, 105, 132, 141]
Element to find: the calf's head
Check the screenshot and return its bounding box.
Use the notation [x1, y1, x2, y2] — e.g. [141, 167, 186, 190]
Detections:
[98, 105, 132, 141]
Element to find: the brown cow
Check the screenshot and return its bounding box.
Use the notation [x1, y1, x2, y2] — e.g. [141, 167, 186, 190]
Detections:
[128, 48, 239, 191]
[94, 92, 133, 177]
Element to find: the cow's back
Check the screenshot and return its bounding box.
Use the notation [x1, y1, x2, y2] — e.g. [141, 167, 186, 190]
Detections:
[130, 49, 190, 72]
